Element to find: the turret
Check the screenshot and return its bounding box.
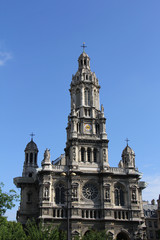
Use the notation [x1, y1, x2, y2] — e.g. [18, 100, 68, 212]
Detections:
[23, 137, 38, 177]
[119, 143, 135, 169]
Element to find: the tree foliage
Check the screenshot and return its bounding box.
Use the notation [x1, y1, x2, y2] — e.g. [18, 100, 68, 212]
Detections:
[81, 229, 109, 240]
[25, 219, 66, 240]
[0, 217, 26, 240]
[0, 182, 19, 216]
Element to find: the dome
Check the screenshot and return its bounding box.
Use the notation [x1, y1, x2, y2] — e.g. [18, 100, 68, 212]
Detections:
[25, 140, 38, 151]
[78, 52, 90, 59]
[122, 145, 135, 156]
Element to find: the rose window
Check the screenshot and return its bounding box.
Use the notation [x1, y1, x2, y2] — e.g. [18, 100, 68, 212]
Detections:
[82, 183, 98, 200]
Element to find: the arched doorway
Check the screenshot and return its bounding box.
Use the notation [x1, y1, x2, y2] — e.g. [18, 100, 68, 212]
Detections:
[117, 232, 130, 240]
[84, 230, 92, 236]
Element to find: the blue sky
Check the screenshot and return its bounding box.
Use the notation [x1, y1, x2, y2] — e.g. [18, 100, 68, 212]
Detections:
[0, 0, 160, 220]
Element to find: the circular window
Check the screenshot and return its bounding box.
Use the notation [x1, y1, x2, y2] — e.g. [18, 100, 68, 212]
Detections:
[82, 183, 98, 200]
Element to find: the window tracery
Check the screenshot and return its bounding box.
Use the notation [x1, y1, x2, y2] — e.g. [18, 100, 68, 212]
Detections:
[55, 183, 65, 204]
[114, 184, 125, 206]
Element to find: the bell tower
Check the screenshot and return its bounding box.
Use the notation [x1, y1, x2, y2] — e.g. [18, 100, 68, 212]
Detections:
[23, 134, 38, 177]
[65, 47, 109, 169]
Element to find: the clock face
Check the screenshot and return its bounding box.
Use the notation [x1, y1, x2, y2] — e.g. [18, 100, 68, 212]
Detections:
[82, 183, 98, 200]
[84, 123, 92, 133]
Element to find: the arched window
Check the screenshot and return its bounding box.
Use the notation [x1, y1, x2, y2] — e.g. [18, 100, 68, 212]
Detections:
[76, 89, 80, 107]
[87, 148, 91, 162]
[88, 89, 90, 105]
[94, 90, 96, 107]
[115, 189, 119, 205]
[96, 123, 99, 134]
[25, 153, 28, 164]
[81, 147, 85, 162]
[55, 183, 65, 204]
[30, 153, 33, 164]
[93, 148, 97, 162]
[114, 184, 125, 206]
[35, 153, 37, 164]
[84, 88, 90, 106]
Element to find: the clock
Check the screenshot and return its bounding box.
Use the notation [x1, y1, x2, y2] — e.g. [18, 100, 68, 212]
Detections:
[82, 183, 98, 200]
[84, 123, 92, 133]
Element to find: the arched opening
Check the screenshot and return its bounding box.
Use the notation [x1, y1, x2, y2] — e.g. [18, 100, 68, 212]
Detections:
[116, 232, 130, 240]
[55, 183, 65, 204]
[81, 147, 85, 162]
[96, 123, 99, 134]
[25, 153, 28, 164]
[35, 153, 37, 165]
[114, 183, 125, 206]
[30, 153, 33, 164]
[93, 148, 97, 162]
[94, 90, 97, 107]
[87, 148, 91, 162]
[84, 88, 90, 106]
[76, 89, 80, 107]
[84, 230, 92, 236]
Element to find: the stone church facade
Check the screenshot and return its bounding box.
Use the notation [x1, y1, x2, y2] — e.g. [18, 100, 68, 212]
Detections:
[14, 50, 147, 239]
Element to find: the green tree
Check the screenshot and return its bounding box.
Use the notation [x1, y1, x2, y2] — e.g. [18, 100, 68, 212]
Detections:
[25, 219, 67, 240]
[82, 230, 109, 240]
[0, 217, 26, 240]
[0, 182, 19, 216]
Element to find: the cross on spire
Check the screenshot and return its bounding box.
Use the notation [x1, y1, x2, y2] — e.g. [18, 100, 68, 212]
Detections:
[81, 42, 87, 53]
[125, 138, 130, 146]
[30, 132, 35, 141]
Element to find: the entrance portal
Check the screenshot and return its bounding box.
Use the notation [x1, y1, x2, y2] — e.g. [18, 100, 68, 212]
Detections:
[117, 232, 130, 240]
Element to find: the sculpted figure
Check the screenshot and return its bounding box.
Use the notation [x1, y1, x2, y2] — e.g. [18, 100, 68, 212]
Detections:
[44, 148, 50, 161]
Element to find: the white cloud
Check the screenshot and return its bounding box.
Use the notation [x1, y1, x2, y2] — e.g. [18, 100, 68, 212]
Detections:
[0, 51, 12, 66]
[142, 175, 160, 202]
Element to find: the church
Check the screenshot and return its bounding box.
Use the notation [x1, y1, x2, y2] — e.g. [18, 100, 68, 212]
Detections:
[14, 48, 147, 240]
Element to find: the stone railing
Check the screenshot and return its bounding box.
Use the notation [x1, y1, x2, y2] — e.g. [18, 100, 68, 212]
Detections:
[107, 167, 126, 174]
[52, 165, 67, 171]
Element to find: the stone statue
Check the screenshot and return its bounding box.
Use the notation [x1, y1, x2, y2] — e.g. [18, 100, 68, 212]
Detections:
[132, 190, 136, 201]
[101, 104, 104, 113]
[44, 187, 49, 197]
[44, 148, 50, 161]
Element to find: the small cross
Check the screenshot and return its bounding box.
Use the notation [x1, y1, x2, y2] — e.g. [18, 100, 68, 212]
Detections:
[81, 42, 87, 53]
[30, 132, 35, 141]
[125, 138, 130, 146]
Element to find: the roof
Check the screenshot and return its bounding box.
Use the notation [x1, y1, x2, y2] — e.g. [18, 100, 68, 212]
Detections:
[25, 140, 38, 151]
[143, 202, 158, 218]
[122, 145, 135, 155]
[78, 52, 90, 59]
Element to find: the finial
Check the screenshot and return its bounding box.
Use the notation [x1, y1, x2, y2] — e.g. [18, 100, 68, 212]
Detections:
[81, 42, 87, 53]
[125, 138, 130, 146]
[30, 132, 35, 141]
